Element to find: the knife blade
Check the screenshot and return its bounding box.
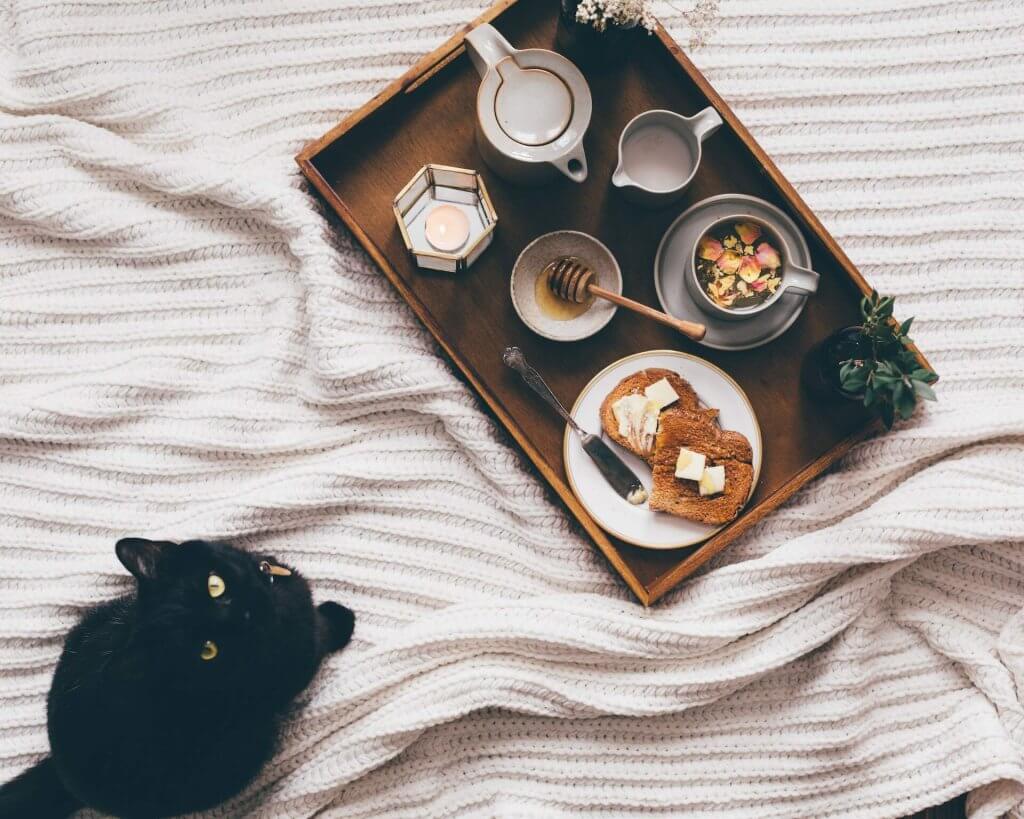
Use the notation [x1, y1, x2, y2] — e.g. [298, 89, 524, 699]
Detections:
[579, 432, 648, 505]
[502, 346, 647, 505]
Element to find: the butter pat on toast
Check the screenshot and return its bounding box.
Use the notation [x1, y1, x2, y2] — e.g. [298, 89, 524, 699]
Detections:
[599, 369, 699, 460]
[649, 411, 753, 525]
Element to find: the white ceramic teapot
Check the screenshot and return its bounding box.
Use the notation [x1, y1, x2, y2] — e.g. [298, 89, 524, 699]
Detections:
[464, 23, 592, 185]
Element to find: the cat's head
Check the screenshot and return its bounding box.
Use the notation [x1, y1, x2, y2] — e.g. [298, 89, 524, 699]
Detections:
[115, 538, 313, 689]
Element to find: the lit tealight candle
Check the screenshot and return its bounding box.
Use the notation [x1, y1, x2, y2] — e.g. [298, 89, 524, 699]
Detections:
[424, 204, 470, 252]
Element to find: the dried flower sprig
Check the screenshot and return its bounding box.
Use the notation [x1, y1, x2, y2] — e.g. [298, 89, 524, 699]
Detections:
[575, 0, 658, 32]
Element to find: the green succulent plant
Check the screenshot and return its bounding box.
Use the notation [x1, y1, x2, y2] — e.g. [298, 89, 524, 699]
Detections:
[838, 291, 938, 429]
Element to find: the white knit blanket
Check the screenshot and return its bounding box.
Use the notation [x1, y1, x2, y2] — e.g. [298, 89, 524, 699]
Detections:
[2, 1, 1023, 816]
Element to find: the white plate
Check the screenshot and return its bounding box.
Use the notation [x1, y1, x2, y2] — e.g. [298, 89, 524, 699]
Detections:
[563, 350, 762, 550]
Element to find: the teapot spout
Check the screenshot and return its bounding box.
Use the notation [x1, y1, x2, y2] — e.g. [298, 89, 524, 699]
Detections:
[551, 146, 588, 183]
[464, 23, 517, 79]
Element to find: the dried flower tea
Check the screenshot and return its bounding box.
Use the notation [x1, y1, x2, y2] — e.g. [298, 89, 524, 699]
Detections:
[695, 221, 782, 310]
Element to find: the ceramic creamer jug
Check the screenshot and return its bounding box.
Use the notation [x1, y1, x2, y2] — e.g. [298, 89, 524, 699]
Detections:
[611, 108, 722, 208]
[464, 23, 592, 185]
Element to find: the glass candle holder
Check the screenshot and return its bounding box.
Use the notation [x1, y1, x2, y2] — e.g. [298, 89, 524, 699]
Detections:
[393, 165, 498, 273]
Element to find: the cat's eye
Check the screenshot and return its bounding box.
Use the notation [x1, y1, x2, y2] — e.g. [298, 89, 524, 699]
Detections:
[207, 573, 226, 598]
[200, 640, 218, 661]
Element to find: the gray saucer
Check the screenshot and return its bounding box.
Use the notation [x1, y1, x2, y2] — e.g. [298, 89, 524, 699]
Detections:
[654, 193, 812, 351]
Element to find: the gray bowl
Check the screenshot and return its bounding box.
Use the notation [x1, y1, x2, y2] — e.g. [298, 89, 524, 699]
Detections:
[510, 231, 622, 342]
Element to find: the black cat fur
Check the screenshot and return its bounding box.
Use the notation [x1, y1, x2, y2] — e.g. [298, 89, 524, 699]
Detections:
[0, 538, 355, 819]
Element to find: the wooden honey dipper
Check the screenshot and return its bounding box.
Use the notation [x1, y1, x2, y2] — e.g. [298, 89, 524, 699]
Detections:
[544, 257, 707, 341]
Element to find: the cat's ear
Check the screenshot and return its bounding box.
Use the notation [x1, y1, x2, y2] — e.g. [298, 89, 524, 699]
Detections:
[116, 538, 173, 582]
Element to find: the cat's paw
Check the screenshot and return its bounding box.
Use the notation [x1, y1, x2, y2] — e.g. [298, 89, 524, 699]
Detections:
[317, 602, 355, 652]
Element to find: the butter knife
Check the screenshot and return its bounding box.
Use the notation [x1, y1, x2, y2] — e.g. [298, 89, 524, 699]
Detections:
[503, 346, 648, 505]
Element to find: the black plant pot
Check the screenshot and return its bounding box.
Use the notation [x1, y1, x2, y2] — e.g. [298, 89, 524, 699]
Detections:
[803, 326, 870, 401]
[556, 0, 639, 69]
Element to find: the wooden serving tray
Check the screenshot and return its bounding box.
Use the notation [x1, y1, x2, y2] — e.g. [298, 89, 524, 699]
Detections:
[297, 0, 932, 604]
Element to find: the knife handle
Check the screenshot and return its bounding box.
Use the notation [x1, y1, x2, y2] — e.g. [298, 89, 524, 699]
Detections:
[502, 347, 581, 434]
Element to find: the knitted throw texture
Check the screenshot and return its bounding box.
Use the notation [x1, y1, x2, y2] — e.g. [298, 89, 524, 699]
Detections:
[2, 0, 1023, 816]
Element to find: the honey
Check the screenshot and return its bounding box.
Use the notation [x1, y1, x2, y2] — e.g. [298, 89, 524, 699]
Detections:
[534, 265, 592, 320]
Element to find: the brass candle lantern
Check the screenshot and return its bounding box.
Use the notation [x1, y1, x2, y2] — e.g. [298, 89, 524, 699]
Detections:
[393, 165, 498, 273]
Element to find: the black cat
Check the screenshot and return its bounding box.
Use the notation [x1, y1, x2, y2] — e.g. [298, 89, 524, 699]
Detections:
[0, 538, 355, 818]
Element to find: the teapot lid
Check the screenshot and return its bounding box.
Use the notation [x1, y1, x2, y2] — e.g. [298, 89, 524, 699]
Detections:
[493, 60, 572, 147]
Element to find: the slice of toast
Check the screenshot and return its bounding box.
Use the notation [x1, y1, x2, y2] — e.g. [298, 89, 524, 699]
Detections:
[649, 410, 754, 525]
[599, 369, 700, 461]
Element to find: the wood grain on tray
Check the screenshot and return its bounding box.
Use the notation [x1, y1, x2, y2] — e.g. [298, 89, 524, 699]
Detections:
[296, 0, 933, 604]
